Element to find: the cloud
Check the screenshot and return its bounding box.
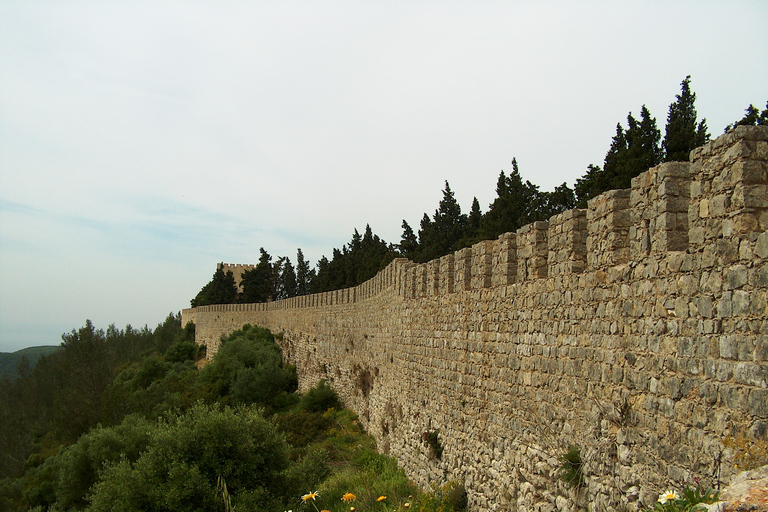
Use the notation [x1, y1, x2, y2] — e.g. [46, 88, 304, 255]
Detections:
[1, 1, 767, 352]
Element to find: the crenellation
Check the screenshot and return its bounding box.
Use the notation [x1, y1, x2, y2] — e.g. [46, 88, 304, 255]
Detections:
[427, 260, 440, 296]
[182, 128, 768, 512]
[454, 247, 472, 291]
[548, 208, 587, 276]
[516, 220, 549, 281]
[587, 188, 632, 268]
[471, 239, 494, 289]
[492, 232, 517, 286]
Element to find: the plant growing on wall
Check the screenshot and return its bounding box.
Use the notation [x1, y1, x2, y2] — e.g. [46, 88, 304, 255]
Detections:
[559, 445, 584, 490]
[422, 430, 443, 460]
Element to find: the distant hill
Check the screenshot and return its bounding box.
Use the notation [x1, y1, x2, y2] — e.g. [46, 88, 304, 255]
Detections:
[0, 346, 60, 381]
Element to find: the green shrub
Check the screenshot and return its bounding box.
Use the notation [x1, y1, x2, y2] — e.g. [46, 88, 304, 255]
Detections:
[164, 339, 200, 363]
[300, 380, 341, 413]
[415, 481, 468, 512]
[274, 410, 333, 448]
[55, 415, 154, 509]
[284, 447, 331, 495]
[196, 325, 296, 411]
[86, 403, 289, 512]
[559, 445, 584, 489]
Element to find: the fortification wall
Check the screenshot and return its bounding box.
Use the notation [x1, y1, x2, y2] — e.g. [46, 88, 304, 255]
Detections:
[182, 126, 768, 512]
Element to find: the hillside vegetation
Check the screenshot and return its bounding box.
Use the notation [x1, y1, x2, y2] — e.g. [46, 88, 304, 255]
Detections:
[0, 319, 466, 512]
[0, 347, 60, 381]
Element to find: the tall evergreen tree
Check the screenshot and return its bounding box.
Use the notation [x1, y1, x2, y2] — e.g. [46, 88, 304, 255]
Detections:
[399, 220, 418, 260]
[277, 257, 297, 299]
[190, 266, 238, 307]
[310, 226, 398, 292]
[540, 182, 576, 219]
[725, 101, 768, 131]
[415, 181, 468, 262]
[663, 75, 709, 162]
[295, 248, 312, 296]
[575, 164, 608, 208]
[480, 159, 541, 240]
[465, 197, 483, 239]
[240, 248, 274, 303]
[574, 106, 661, 205]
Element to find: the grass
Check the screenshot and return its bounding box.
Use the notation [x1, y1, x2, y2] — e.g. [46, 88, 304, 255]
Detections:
[273, 383, 466, 512]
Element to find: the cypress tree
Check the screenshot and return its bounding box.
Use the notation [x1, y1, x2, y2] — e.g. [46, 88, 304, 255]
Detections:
[399, 220, 419, 260]
[295, 248, 312, 296]
[240, 248, 274, 303]
[725, 101, 768, 131]
[191, 266, 238, 307]
[663, 75, 709, 162]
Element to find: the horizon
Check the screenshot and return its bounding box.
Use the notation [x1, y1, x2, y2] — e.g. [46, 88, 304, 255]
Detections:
[2, 1, 767, 352]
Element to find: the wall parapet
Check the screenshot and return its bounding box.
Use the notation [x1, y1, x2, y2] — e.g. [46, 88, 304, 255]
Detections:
[182, 126, 768, 511]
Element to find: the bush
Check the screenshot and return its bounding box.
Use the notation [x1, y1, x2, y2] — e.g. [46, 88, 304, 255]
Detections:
[196, 326, 296, 410]
[164, 339, 200, 363]
[559, 445, 584, 489]
[87, 403, 289, 512]
[300, 380, 341, 413]
[54, 415, 154, 509]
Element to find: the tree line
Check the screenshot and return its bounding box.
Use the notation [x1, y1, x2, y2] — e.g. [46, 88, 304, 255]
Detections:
[0, 320, 466, 512]
[192, 78, 767, 305]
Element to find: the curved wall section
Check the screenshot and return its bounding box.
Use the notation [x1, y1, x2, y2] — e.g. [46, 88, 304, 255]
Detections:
[182, 126, 768, 511]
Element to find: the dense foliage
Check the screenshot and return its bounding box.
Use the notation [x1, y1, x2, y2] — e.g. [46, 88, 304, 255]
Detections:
[0, 321, 468, 512]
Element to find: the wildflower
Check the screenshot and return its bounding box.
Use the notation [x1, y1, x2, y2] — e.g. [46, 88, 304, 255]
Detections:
[658, 490, 679, 504]
[341, 493, 356, 502]
[350, 508, 356, 512]
[377, 496, 387, 502]
[302, 491, 320, 502]
[404, 503, 411, 508]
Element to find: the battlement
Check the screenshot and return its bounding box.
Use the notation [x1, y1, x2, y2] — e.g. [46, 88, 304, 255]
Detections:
[191, 126, 767, 314]
[182, 126, 768, 511]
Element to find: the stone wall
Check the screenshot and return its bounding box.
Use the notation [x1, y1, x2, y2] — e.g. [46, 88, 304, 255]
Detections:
[182, 126, 768, 512]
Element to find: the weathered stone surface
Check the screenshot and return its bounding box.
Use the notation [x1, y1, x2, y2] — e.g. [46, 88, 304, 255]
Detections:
[183, 126, 768, 511]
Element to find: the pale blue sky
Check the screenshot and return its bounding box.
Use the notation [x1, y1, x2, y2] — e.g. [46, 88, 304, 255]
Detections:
[1, 1, 766, 352]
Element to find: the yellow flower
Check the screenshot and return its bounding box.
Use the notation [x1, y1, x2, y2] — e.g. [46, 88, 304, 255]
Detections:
[342, 493, 356, 502]
[350, 508, 356, 511]
[404, 503, 411, 508]
[658, 490, 679, 504]
[377, 496, 387, 502]
[302, 491, 320, 502]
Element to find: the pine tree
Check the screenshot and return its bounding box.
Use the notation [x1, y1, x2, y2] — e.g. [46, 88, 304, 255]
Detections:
[663, 75, 709, 162]
[725, 101, 768, 131]
[191, 266, 238, 307]
[399, 220, 418, 260]
[480, 159, 541, 239]
[278, 258, 297, 299]
[540, 182, 576, 219]
[295, 248, 312, 296]
[466, 197, 483, 239]
[575, 164, 608, 208]
[241, 249, 274, 303]
[413, 181, 468, 262]
[574, 106, 661, 205]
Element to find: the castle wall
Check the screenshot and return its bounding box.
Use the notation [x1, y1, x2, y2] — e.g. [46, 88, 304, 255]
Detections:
[182, 126, 768, 512]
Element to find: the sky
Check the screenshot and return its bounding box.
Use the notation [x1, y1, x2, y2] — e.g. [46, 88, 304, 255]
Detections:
[1, 1, 766, 352]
